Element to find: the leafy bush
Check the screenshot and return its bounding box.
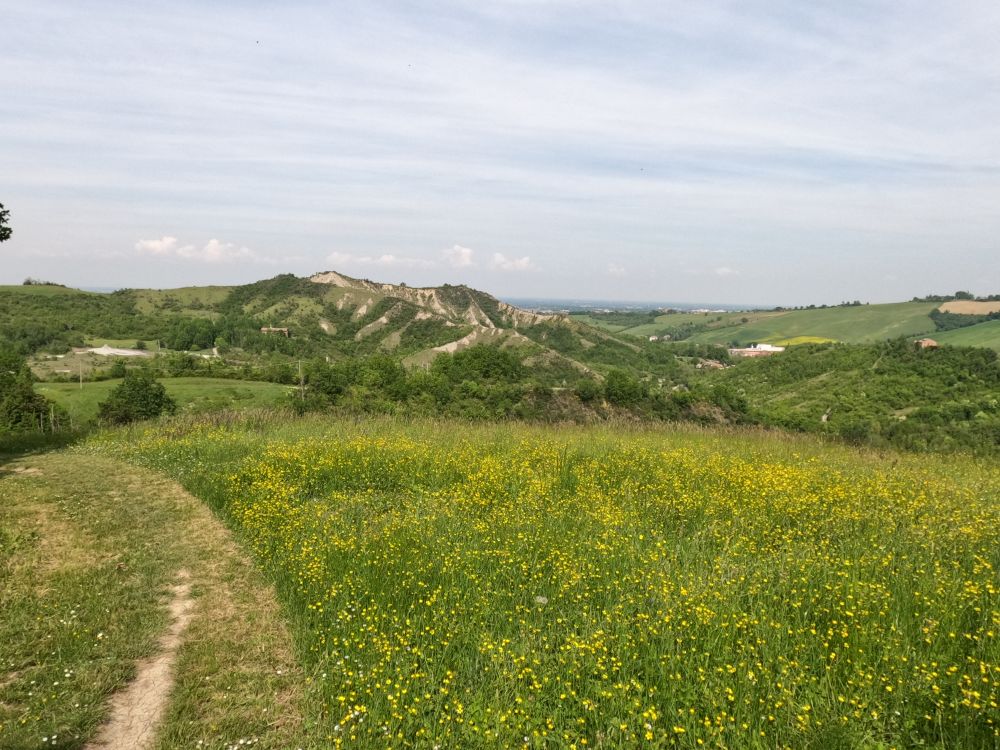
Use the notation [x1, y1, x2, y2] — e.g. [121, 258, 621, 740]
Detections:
[0, 345, 62, 433]
[603, 368, 645, 406]
[574, 378, 602, 402]
[97, 372, 177, 424]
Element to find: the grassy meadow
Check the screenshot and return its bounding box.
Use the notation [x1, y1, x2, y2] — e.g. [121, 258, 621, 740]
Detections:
[685, 303, 939, 346]
[90, 415, 1000, 749]
[36, 377, 294, 424]
[576, 303, 941, 346]
[934, 320, 1000, 351]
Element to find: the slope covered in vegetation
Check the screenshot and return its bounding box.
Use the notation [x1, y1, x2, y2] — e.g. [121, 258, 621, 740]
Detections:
[92, 416, 1000, 749]
[709, 340, 1000, 452]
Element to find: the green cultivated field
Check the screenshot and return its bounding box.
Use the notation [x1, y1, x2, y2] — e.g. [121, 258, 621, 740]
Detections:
[89, 415, 1000, 749]
[593, 303, 941, 345]
[624, 310, 782, 339]
[686, 302, 938, 345]
[37, 377, 293, 423]
[934, 319, 1000, 351]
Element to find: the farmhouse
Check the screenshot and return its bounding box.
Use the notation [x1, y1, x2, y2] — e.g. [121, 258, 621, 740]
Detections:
[915, 338, 938, 349]
[728, 343, 785, 358]
[260, 326, 290, 337]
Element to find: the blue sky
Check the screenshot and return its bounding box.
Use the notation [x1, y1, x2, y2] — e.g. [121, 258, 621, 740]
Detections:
[2, 0, 999, 305]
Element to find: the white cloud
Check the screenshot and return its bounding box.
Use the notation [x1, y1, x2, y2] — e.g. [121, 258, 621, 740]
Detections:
[199, 238, 256, 262]
[327, 251, 356, 266]
[8, 3, 1000, 299]
[607, 262, 627, 277]
[490, 252, 536, 272]
[714, 266, 739, 276]
[135, 236, 258, 263]
[443, 244, 475, 267]
[327, 251, 433, 268]
[135, 236, 191, 256]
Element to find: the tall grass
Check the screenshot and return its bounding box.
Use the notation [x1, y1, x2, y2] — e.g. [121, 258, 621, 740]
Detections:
[90, 415, 1000, 748]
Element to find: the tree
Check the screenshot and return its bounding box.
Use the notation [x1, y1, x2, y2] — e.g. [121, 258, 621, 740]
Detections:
[0, 202, 11, 242]
[604, 368, 646, 406]
[0, 344, 56, 432]
[97, 371, 177, 425]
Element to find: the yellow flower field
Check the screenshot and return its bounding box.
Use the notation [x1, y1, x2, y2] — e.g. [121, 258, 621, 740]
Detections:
[96, 418, 1000, 748]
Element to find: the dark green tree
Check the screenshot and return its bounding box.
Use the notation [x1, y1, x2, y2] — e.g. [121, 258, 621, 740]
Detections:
[97, 371, 177, 425]
[603, 369, 646, 406]
[0, 345, 55, 432]
[0, 203, 11, 242]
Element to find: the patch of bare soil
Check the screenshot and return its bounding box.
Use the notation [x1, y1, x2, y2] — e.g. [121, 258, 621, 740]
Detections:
[87, 571, 194, 750]
[938, 300, 1000, 314]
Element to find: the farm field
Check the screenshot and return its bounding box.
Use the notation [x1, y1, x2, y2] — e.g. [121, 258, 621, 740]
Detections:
[37, 377, 294, 424]
[633, 311, 785, 340]
[685, 303, 938, 346]
[92, 416, 1000, 749]
[939, 301, 1000, 315]
[587, 303, 941, 345]
[933, 319, 1000, 351]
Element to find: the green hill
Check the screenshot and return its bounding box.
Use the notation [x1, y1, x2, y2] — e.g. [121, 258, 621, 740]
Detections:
[933, 319, 1000, 351]
[708, 340, 1000, 452]
[675, 303, 937, 345]
[3, 276, 999, 454]
[0, 276, 693, 388]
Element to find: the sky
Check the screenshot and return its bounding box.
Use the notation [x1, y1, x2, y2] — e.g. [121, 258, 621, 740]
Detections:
[2, 0, 999, 306]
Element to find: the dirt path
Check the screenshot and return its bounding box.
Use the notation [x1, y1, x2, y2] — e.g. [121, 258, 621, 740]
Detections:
[0, 453, 309, 749]
[88, 571, 194, 750]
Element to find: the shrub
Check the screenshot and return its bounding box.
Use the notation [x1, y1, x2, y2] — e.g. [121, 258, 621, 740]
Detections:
[574, 378, 602, 403]
[97, 371, 177, 425]
[603, 368, 645, 406]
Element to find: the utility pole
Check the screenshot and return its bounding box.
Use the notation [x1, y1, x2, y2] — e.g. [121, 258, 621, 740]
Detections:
[298, 360, 305, 401]
[79, 356, 83, 390]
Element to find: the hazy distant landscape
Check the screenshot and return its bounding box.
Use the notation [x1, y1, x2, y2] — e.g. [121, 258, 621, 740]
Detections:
[3, 272, 998, 456]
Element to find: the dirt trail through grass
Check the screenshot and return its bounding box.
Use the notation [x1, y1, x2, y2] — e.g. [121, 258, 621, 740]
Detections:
[0, 453, 309, 749]
[87, 571, 194, 750]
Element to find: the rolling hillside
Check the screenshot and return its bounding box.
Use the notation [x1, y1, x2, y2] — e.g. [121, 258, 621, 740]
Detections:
[707, 340, 1000, 452]
[933, 319, 1000, 350]
[2, 274, 690, 385]
[6, 276, 998, 401]
[587, 302, 940, 345]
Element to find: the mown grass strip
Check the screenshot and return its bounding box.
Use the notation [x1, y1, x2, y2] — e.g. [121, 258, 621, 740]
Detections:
[0, 453, 309, 750]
